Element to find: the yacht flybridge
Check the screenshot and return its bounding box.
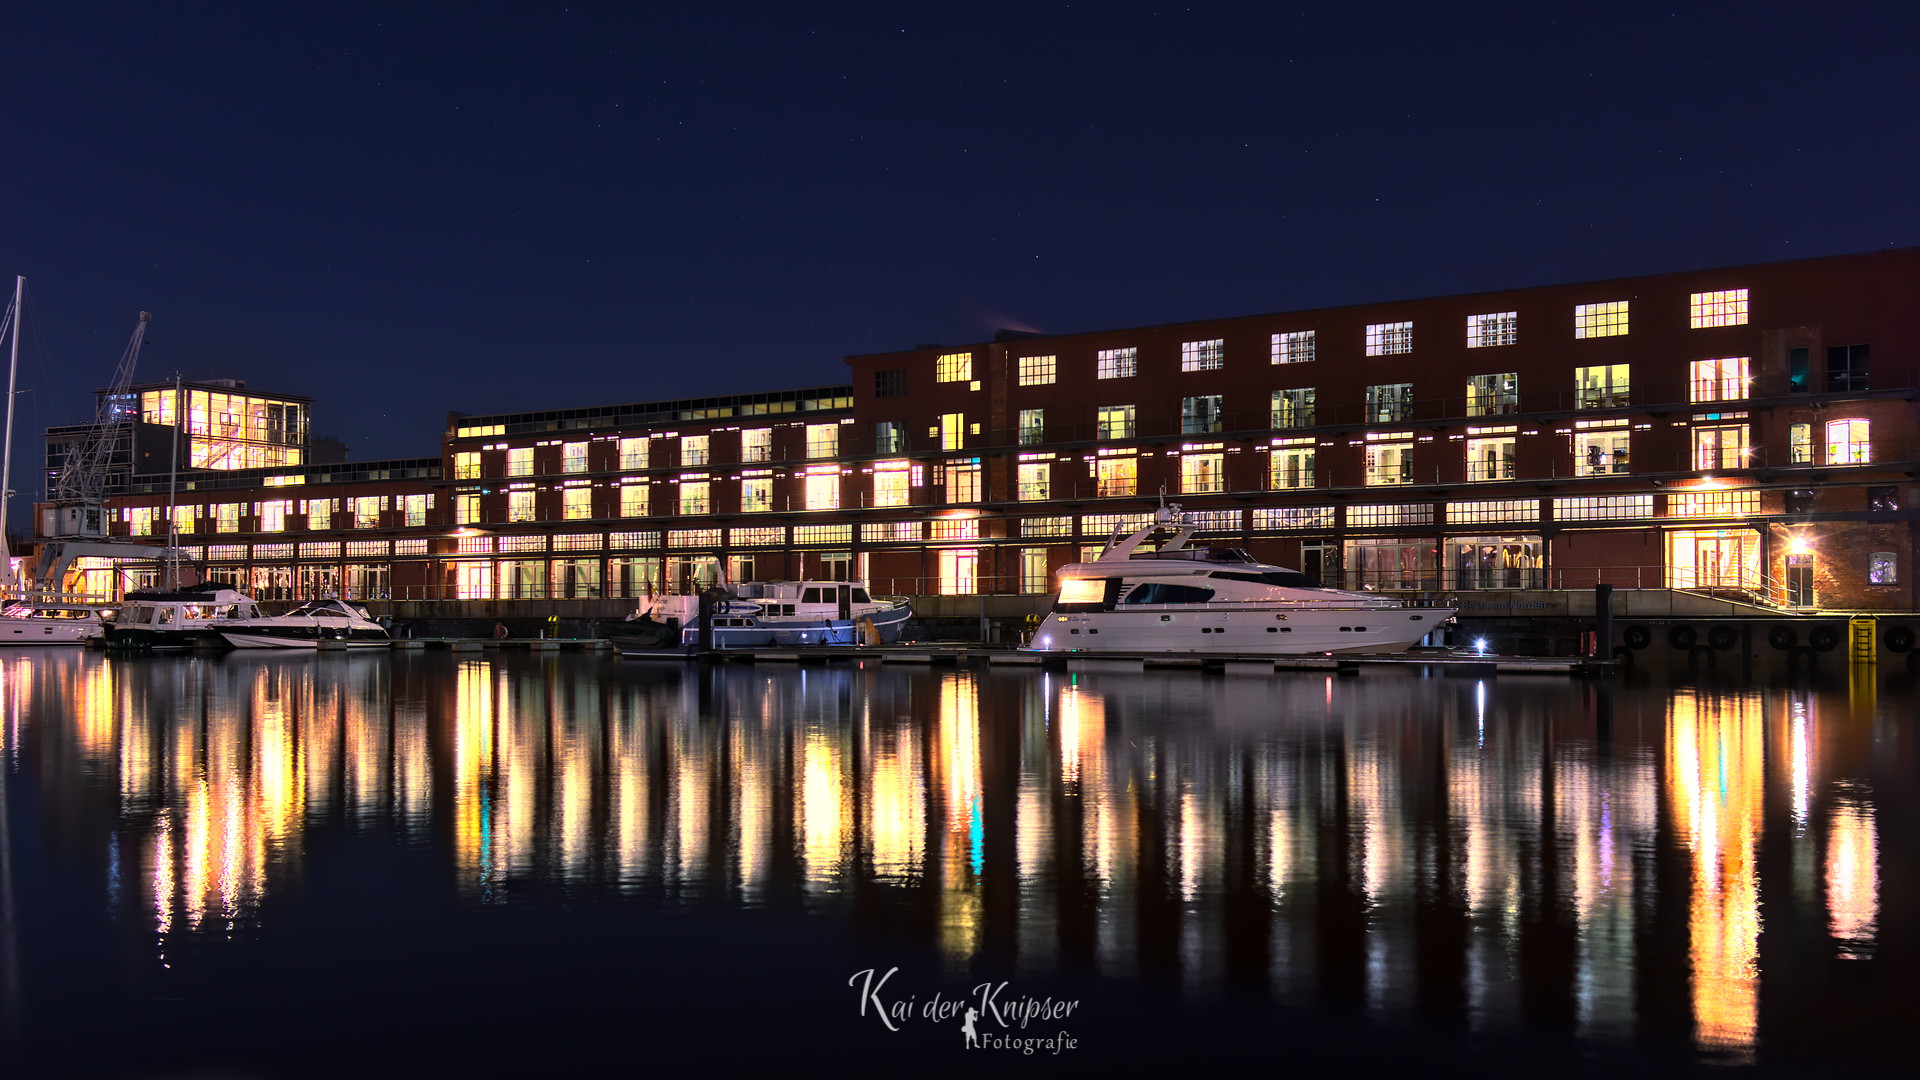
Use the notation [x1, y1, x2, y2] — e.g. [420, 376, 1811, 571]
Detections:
[1025, 504, 1455, 656]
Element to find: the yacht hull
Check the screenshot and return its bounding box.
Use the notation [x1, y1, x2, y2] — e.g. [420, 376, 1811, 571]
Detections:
[681, 601, 912, 649]
[1026, 606, 1451, 656]
[220, 629, 391, 649]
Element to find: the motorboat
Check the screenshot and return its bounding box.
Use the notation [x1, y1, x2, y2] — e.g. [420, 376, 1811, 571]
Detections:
[1025, 504, 1455, 656]
[609, 581, 912, 652]
[104, 583, 262, 650]
[0, 598, 108, 646]
[218, 597, 391, 649]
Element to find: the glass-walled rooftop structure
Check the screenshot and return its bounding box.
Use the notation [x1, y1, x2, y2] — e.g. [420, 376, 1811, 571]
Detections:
[139, 380, 311, 470]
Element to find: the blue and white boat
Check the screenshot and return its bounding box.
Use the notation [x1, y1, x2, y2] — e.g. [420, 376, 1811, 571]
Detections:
[678, 581, 912, 648]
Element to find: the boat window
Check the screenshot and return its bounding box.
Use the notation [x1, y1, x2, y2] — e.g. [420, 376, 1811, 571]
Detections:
[851, 588, 871, 604]
[1122, 582, 1216, 604]
[1203, 548, 1256, 562]
[1210, 570, 1324, 588]
[801, 588, 822, 604]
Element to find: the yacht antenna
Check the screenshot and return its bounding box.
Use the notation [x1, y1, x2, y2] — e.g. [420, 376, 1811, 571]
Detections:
[165, 371, 180, 589]
[0, 276, 20, 595]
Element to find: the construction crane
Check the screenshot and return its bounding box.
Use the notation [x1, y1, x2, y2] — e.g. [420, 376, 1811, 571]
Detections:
[43, 311, 151, 538]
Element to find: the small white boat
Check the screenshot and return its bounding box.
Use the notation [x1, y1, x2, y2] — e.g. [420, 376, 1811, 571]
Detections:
[218, 597, 391, 649]
[1025, 504, 1455, 656]
[611, 581, 912, 652]
[0, 598, 107, 646]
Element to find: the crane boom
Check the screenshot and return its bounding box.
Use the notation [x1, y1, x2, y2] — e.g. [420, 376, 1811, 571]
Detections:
[50, 311, 151, 505]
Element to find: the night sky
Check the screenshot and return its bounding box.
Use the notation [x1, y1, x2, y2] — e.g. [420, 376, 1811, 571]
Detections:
[4, 1, 1917, 474]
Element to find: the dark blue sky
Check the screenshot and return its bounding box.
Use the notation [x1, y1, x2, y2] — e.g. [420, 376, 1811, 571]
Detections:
[4, 1, 1917, 474]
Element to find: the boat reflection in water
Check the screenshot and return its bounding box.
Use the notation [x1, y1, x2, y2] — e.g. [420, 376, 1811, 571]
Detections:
[1, 651, 1910, 1073]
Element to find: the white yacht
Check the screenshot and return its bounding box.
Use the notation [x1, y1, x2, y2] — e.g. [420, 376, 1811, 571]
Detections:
[0, 599, 107, 645]
[218, 597, 391, 649]
[1025, 505, 1455, 656]
[610, 581, 912, 652]
[104, 583, 261, 650]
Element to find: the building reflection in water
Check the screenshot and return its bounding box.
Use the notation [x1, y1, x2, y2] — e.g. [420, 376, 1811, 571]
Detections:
[1, 652, 1907, 1065]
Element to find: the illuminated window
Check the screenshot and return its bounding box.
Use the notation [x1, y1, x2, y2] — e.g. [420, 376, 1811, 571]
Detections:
[1826, 419, 1870, 464]
[1366, 383, 1413, 424]
[1271, 387, 1315, 428]
[1667, 490, 1761, 517]
[939, 412, 966, 451]
[946, 461, 980, 503]
[1180, 449, 1225, 494]
[682, 435, 709, 466]
[1365, 321, 1413, 356]
[1271, 331, 1315, 364]
[740, 428, 772, 462]
[402, 494, 430, 527]
[805, 423, 838, 459]
[803, 466, 839, 510]
[935, 352, 973, 382]
[1020, 548, 1051, 594]
[1019, 408, 1045, 445]
[1574, 301, 1630, 338]
[508, 490, 536, 523]
[1466, 433, 1516, 481]
[1269, 442, 1315, 489]
[1575, 364, 1630, 408]
[1689, 357, 1750, 402]
[1574, 422, 1630, 476]
[1097, 404, 1135, 439]
[453, 451, 481, 479]
[353, 496, 382, 528]
[1553, 495, 1653, 521]
[506, 447, 534, 477]
[619, 437, 648, 469]
[678, 480, 711, 515]
[455, 493, 479, 525]
[1095, 453, 1137, 497]
[562, 442, 588, 473]
[620, 484, 649, 518]
[1869, 552, 1897, 585]
[1789, 423, 1812, 464]
[563, 487, 591, 520]
[1017, 460, 1051, 501]
[1181, 394, 1223, 434]
[937, 549, 977, 595]
[1689, 288, 1749, 328]
[1095, 347, 1137, 380]
[739, 477, 771, 513]
[1365, 433, 1414, 486]
[1018, 355, 1056, 385]
[872, 461, 911, 508]
[874, 421, 905, 454]
[1181, 339, 1225, 371]
[1692, 424, 1749, 470]
[1467, 312, 1517, 348]
[1466, 373, 1518, 416]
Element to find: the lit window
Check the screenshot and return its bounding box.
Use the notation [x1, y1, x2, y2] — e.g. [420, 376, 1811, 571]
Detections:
[1365, 321, 1413, 356]
[682, 435, 709, 466]
[805, 423, 838, 459]
[1825, 419, 1870, 464]
[620, 437, 648, 469]
[935, 352, 973, 382]
[1789, 423, 1812, 464]
[455, 492, 479, 525]
[1095, 453, 1137, 497]
[1574, 424, 1630, 476]
[453, 451, 481, 479]
[1271, 388, 1315, 428]
[508, 490, 537, 523]
[506, 447, 534, 477]
[874, 421, 905, 454]
[1270, 331, 1315, 365]
[1466, 312, 1517, 348]
[1018, 408, 1045, 445]
[563, 487, 591, 520]
[1020, 548, 1051, 594]
[1366, 383, 1413, 424]
[1180, 339, 1225, 372]
[939, 412, 966, 451]
[1096, 347, 1138, 380]
[260, 501, 288, 533]
[401, 495, 428, 528]
[1689, 357, 1750, 402]
[1017, 355, 1056, 386]
[1181, 395, 1223, 434]
[1574, 301, 1630, 338]
[803, 467, 839, 510]
[1575, 364, 1630, 408]
[1466, 373, 1518, 416]
[1869, 552, 1897, 585]
[740, 428, 771, 462]
[678, 480, 710, 515]
[1364, 435, 1414, 486]
[562, 442, 588, 473]
[872, 461, 910, 508]
[1689, 289, 1749, 328]
[1097, 404, 1135, 440]
[620, 484, 649, 518]
[946, 461, 980, 504]
[1691, 425, 1749, 470]
[215, 503, 241, 533]
[1180, 450, 1225, 494]
[1017, 461, 1051, 501]
[1269, 443, 1315, 490]
[353, 496, 382, 528]
[1466, 435, 1515, 481]
[937, 549, 977, 595]
[739, 477, 771, 513]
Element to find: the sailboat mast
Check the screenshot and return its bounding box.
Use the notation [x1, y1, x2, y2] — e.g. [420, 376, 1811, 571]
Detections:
[1, 275, 21, 593]
[166, 372, 180, 589]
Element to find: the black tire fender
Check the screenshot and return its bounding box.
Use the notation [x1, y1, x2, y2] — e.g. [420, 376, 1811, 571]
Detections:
[1767, 625, 1796, 651]
[1623, 625, 1652, 650]
[1707, 625, 1739, 651]
[1809, 626, 1841, 652]
[1668, 625, 1697, 650]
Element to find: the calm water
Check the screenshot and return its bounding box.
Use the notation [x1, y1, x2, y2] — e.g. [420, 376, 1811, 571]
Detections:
[0, 650, 1913, 1076]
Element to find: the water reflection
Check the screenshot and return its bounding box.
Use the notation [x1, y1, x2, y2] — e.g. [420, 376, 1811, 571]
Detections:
[1, 652, 1913, 1069]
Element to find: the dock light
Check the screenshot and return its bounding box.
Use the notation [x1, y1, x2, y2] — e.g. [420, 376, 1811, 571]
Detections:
[1474, 637, 1489, 654]
[1787, 534, 1813, 556]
